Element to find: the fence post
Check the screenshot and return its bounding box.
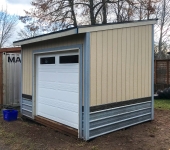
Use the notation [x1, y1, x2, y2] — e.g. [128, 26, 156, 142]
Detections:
[155, 60, 157, 84]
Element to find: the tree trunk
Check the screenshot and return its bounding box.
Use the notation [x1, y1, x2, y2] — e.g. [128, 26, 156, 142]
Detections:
[89, 0, 95, 25]
[102, 0, 107, 24]
[158, 0, 166, 53]
[140, 3, 142, 20]
[147, 0, 151, 19]
[117, 0, 120, 22]
[69, 0, 77, 27]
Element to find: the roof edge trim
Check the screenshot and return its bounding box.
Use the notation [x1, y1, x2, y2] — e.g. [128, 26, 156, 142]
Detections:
[13, 28, 78, 46]
[78, 20, 157, 33]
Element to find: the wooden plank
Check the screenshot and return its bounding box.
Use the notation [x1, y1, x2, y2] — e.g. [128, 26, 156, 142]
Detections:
[90, 32, 97, 106]
[101, 30, 108, 104]
[35, 116, 78, 137]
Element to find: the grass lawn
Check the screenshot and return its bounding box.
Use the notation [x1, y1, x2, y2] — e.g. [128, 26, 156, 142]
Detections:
[154, 99, 170, 110]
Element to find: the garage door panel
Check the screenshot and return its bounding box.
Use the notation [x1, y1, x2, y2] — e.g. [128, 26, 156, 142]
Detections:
[58, 91, 78, 104]
[38, 81, 56, 89]
[38, 67, 56, 71]
[57, 68, 79, 73]
[37, 52, 79, 129]
[58, 83, 78, 93]
[56, 108, 78, 126]
[39, 72, 57, 82]
[56, 100, 78, 112]
[38, 88, 56, 99]
[38, 103, 56, 120]
[38, 97, 57, 106]
[57, 118, 78, 129]
[38, 112, 56, 121]
[58, 73, 79, 84]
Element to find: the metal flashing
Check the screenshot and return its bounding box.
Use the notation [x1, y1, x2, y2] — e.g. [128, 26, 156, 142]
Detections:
[78, 20, 157, 33]
[89, 101, 152, 139]
[83, 33, 90, 140]
[14, 28, 78, 46]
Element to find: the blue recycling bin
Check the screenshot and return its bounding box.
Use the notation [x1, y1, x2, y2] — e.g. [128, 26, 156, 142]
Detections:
[3, 109, 18, 121]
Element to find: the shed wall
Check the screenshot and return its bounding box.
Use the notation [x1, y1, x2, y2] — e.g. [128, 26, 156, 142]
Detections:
[22, 34, 85, 95]
[90, 25, 152, 106]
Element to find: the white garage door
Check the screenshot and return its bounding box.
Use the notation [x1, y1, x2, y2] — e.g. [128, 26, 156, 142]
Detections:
[36, 51, 79, 129]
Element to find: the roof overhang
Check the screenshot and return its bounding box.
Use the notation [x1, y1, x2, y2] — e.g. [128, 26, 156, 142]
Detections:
[13, 28, 77, 46]
[13, 20, 157, 46]
[78, 20, 157, 33]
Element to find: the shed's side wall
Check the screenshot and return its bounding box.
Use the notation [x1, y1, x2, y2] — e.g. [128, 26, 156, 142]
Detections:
[22, 34, 85, 95]
[90, 25, 152, 106]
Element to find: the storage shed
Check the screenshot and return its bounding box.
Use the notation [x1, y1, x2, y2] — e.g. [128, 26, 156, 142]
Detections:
[13, 20, 156, 140]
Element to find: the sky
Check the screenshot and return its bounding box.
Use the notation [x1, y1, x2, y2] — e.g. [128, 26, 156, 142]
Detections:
[1, 0, 32, 47]
[1, 0, 31, 16]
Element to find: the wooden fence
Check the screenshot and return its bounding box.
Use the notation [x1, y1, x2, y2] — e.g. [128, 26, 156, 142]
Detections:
[154, 60, 170, 92]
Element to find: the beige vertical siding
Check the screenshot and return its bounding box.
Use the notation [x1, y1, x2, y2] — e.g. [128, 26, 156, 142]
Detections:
[90, 33, 97, 106]
[102, 31, 108, 104]
[112, 30, 118, 103]
[90, 25, 152, 106]
[107, 30, 113, 103]
[22, 34, 85, 95]
[96, 32, 103, 105]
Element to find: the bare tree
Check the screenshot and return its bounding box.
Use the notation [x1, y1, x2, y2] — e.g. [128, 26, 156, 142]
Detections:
[133, 0, 158, 20]
[17, 25, 40, 40]
[21, 0, 121, 30]
[20, 0, 78, 32]
[154, 0, 170, 59]
[19, 0, 160, 35]
[0, 7, 18, 48]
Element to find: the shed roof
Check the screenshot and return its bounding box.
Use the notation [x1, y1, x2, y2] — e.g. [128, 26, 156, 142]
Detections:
[13, 19, 157, 46]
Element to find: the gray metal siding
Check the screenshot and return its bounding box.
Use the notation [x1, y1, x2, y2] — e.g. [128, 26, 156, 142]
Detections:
[89, 101, 152, 139]
[21, 98, 33, 118]
[3, 53, 21, 106]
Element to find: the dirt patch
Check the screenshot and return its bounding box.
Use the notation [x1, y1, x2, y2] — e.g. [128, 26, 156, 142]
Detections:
[0, 109, 170, 150]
